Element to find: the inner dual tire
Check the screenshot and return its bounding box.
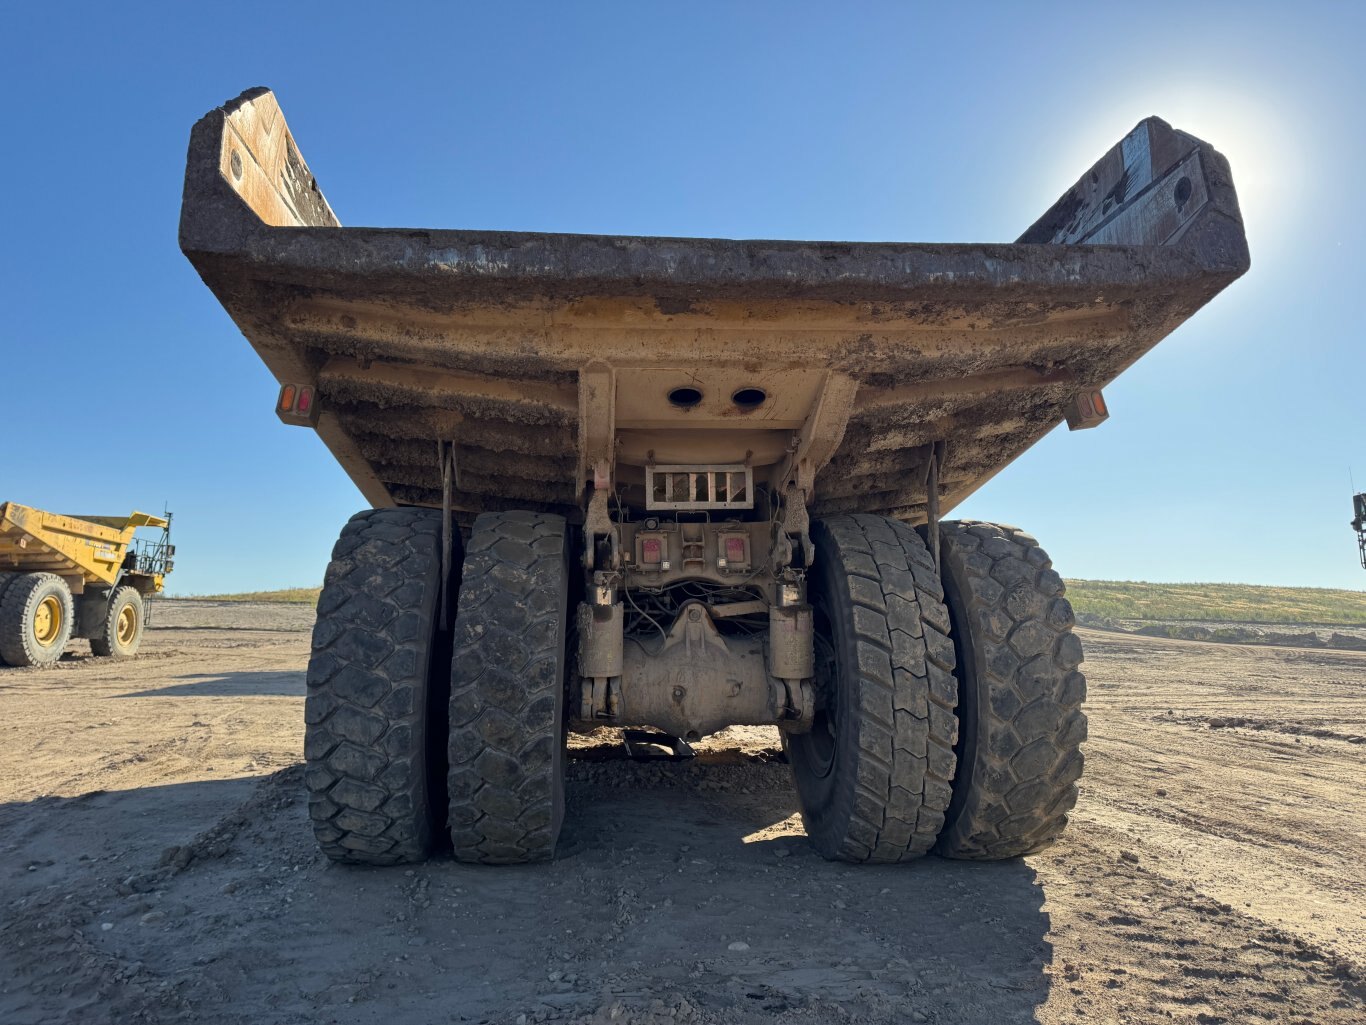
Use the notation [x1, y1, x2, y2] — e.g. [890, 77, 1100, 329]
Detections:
[787, 515, 959, 862]
[305, 508, 569, 866]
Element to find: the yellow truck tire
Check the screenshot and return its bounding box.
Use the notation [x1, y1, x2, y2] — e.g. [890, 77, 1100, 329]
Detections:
[0, 573, 75, 668]
[91, 586, 145, 658]
[787, 515, 959, 863]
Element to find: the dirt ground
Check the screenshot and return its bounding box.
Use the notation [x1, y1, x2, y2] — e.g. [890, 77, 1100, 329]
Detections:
[1, 601, 1362, 1025]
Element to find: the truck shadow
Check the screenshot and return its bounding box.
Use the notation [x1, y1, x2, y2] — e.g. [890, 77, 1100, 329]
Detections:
[0, 758, 1053, 1024]
[114, 669, 306, 698]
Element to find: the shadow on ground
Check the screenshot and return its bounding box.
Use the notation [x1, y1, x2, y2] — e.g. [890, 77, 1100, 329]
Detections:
[0, 754, 1053, 1025]
[115, 670, 305, 698]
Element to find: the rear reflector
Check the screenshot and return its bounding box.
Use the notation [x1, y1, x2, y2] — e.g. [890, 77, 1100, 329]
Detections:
[276, 382, 321, 427]
[1064, 389, 1109, 431]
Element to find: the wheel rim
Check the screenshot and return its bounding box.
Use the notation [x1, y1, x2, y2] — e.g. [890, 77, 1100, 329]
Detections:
[34, 595, 63, 647]
[803, 609, 840, 779]
[117, 603, 137, 645]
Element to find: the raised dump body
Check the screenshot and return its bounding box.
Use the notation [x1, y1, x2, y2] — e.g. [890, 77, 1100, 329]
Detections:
[0, 503, 173, 666]
[182, 89, 1248, 868]
[181, 88, 1248, 525]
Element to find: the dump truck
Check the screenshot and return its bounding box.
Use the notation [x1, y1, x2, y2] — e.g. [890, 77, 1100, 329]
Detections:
[181, 88, 1248, 867]
[1353, 493, 1366, 570]
[0, 503, 174, 667]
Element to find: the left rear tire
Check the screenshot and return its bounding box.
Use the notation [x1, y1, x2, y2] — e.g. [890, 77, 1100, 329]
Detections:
[305, 508, 456, 865]
[447, 511, 570, 865]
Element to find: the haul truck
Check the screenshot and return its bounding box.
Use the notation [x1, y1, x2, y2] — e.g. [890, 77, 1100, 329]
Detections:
[181, 89, 1248, 866]
[0, 503, 173, 666]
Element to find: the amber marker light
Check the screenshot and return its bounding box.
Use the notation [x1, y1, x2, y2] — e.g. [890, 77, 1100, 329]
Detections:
[1064, 389, 1110, 431]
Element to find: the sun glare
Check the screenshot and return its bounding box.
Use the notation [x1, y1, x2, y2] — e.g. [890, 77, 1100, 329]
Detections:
[1042, 82, 1301, 254]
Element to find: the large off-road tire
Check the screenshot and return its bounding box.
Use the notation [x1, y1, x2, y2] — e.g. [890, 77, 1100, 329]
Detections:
[304, 508, 457, 865]
[0, 573, 75, 668]
[934, 521, 1087, 859]
[787, 514, 958, 863]
[90, 586, 145, 658]
[0, 573, 19, 665]
[447, 511, 569, 864]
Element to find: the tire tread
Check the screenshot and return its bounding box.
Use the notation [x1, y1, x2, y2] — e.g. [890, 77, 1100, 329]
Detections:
[447, 511, 568, 865]
[305, 508, 447, 866]
[936, 520, 1087, 859]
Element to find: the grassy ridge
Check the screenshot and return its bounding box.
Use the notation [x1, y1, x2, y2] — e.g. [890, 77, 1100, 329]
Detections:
[180, 581, 1366, 626]
[176, 587, 322, 604]
[1063, 580, 1366, 626]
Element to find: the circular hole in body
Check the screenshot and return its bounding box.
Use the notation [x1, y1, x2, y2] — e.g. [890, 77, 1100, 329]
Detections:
[667, 386, 703, 408]
[229, 150, 243, 181]
[1174, 176, 1193, 210]
[731, 387, 767, 411]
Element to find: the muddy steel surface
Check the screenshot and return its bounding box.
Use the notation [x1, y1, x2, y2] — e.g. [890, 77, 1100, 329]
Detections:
[1, 602, 1362, 1024]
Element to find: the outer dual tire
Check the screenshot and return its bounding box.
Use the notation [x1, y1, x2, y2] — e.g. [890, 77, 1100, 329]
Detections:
[0, 573, 75, 668]
[934, 521, 1087, 859]
[304, 508, 457, 865]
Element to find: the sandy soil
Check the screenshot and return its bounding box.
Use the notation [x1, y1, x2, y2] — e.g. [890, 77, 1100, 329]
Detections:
[1, 601, 1362, 1024]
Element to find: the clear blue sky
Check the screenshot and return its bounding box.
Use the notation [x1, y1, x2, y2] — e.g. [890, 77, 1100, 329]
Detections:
[2, 2, 1363, 594]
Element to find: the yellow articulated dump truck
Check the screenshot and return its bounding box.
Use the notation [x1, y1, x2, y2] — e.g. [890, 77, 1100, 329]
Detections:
[0, 503, 174, 667]
[181, 88, 1247, 867]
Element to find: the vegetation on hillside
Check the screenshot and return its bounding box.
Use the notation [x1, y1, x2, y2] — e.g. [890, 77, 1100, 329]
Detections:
[1063, 580, 1366, 626]
[176, 587, 322, 604]
[179, 581, 1366, 626]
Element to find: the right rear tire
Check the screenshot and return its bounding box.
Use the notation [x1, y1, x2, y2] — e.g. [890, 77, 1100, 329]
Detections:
[304, 508, 457, 865]
[934, 521, 1087, 860]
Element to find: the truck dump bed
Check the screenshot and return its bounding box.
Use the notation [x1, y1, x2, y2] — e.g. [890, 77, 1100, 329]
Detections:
[0, 503, 171, 593]
[180, 89, 1248, 523]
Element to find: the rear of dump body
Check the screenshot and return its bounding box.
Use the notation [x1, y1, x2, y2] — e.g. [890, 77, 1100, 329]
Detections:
[0, 502, 171, 595]
[179, 89, 1249, 523]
